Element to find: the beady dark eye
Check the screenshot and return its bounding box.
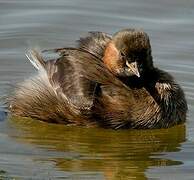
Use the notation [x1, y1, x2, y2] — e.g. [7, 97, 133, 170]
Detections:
[120, 52, 125, 57]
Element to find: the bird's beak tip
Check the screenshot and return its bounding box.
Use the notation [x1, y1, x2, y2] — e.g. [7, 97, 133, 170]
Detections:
[136, 72, 140, 78]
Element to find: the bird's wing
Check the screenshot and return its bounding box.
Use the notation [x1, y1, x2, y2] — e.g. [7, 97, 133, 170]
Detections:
[76, 31, 112, 60]
[48, 58, 98, 114]
[26, 49, 99, 114]
[43, 32, 112, 59]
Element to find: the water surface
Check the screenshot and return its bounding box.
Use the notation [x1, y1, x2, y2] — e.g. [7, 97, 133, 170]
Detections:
[0, 0, 194, 179]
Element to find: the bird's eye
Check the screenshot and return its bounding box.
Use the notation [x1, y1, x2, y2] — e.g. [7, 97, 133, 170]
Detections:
[120, 52, 125, 57]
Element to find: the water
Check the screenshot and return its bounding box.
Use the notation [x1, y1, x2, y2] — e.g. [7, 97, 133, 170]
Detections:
[0, 0, 194, 179]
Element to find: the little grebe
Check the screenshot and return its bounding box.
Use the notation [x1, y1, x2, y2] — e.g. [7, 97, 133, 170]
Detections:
[8, 29, 187, 129]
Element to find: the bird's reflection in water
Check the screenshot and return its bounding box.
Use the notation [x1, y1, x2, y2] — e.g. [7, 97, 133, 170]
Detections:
[9, 117, 185, 180]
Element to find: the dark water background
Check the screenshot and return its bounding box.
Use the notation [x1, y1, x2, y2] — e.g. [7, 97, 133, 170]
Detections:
[0, 0, 194, 179]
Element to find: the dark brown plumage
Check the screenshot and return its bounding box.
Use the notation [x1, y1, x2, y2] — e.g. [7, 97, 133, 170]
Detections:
[8, 29, 188, 129]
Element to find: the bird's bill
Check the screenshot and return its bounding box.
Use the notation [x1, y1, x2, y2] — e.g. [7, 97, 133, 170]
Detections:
[126, 61, 140, 77]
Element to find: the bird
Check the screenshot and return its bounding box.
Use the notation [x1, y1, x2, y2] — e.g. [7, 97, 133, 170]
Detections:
[7, 29, 188, 129]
